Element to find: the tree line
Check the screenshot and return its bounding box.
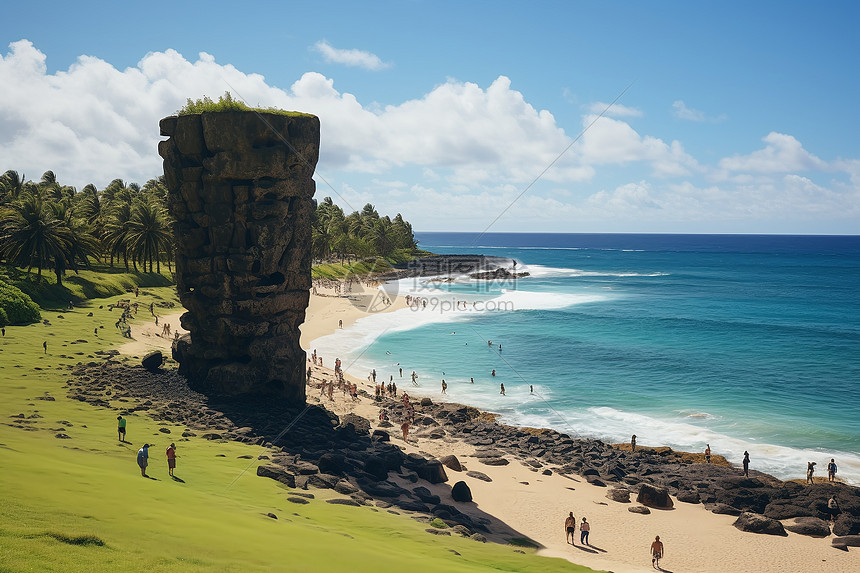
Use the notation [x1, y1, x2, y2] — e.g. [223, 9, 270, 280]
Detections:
[1, 170, 419, 285]
[0, 170, 172, 286]
[312, 197, 418, 263]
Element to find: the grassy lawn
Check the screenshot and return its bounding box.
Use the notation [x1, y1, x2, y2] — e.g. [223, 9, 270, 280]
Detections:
[0, 286, 596, 572]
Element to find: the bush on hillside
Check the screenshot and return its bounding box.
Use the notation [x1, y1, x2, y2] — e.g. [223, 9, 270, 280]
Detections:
[0, 280, 41, 325]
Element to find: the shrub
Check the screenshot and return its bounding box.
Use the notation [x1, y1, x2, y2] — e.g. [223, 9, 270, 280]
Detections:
[177, 91, 311, 117]
[0, 279, 42, 325]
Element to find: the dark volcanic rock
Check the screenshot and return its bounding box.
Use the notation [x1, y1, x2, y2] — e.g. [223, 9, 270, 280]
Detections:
[317, 453, 346, 475]
[709, 503, 743, 516]
[410, 458, 448, 484]
[785, 517, 831, 538]
[606, 488, 631, 503]
[412, 486, 441, 505]
[466, 471, 492, 482]
[733, 512, 787, 536]
[141, 351, 163, 372]
[637, 484, 674, 509]
[452, 481, 472, 503]
[629, 505, 651, 514]
[256, 465, 296, 488]
[479, 457, 509, 467]
[834, 514, 860, 536]
[440, 455, 462, 472]
[676, 490, 701, 504]
[160, 110, 320, 401]
[831, 535, 860, 549]
[326, 498, 361, 507]
[339, 413, 371, 436]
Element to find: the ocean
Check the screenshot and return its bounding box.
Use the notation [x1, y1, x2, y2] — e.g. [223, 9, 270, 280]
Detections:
[310, 233, 860, 484]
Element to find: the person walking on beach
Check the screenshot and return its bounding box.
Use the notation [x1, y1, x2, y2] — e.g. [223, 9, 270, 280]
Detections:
[564, 512, 576, 545]
[166, 443, 176, 477]
[705, 444, 711, 463]
[117, 415, 127, 442]
[137, 444, 150, 477]
[806, 461, 816, 484]
[579, 517, 590, 545]
[401, 419, 410, 443]
[742, 451, 750, 477]
[499, 383, 505, 396]
[441, 380, 447, 395]
[651, 535, 664, 569]
[631, 434, 637, 452]
[828, 458, 838, 482]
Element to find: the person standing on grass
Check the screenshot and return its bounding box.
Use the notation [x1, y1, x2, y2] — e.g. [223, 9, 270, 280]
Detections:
[579, 517, 590, 545]
[117, 415, 127, 442]
[166, 443, 176, 477]
[137, 444, 150, 477]
[651, 535, 664, 569]
[564, 512, 576, 545]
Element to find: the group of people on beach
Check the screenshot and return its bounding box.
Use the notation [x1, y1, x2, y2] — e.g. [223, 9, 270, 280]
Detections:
[567, 511, 664, 570]
[807, 458, 839, 484]
[563, 512, 591, 546]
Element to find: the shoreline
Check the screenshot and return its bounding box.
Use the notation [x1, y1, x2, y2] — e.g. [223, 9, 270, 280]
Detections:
[102, 290, 859, 572]
[294, 293, 859, 572]
[304, 281, 860, 487]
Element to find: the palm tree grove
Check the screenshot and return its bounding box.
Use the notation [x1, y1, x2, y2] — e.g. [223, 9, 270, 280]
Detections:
[0, 169, 420, 324]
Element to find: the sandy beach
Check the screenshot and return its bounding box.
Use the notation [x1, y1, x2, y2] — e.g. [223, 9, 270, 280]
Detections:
[115, 291, 856, 572]
[297, 293, 856, 573]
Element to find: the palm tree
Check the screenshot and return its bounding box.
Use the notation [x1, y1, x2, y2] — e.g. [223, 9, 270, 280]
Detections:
[126, 201, 172, 273]
[0, 170, 26, 206]
[0, 193, 72, 283]
[104, 201, 134, 269]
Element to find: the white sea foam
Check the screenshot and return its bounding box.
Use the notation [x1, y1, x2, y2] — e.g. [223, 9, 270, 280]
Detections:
[502, 405, 860, 484]
[495, 289, 608, 310]
[520, 263, 668, 279]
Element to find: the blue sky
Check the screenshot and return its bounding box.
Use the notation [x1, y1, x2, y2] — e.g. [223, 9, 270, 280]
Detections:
[1, 1, 858, 234]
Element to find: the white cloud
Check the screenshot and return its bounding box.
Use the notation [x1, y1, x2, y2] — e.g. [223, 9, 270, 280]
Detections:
[588, 101, 642, 118]
[672, 100, 726, 123]
[577, 115, 698, 177]
[313, 40, 391, 71]
[718, 132, 827, 173]
[0, 40, 857, 234]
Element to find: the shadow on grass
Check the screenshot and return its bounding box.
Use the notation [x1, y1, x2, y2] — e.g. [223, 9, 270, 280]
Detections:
[172, 475, 186, 483]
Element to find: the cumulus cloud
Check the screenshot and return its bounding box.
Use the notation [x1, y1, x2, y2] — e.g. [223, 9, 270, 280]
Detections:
[313, 40, 391, 71]
[0, 39, 857, 233]
[577, 115, 698, 177]
[719, 132, 827, 173]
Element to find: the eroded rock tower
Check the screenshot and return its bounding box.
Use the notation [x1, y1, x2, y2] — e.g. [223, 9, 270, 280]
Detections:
[159, 110, 319, 401]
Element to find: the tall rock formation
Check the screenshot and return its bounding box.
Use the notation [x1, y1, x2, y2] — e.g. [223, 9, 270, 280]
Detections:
[158, 110, 319, 401]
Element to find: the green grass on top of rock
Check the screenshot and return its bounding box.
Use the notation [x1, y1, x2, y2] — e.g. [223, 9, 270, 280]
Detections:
[177, 91, 314, 118]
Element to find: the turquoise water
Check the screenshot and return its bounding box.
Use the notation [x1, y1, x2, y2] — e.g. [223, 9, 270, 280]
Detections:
[311, 233, 860, 483]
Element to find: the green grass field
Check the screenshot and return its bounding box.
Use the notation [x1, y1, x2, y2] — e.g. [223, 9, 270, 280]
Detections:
[0, 286, 596, 572]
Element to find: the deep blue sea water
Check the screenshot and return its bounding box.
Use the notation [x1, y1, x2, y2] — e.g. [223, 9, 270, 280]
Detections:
[311, 233, 860, 483]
